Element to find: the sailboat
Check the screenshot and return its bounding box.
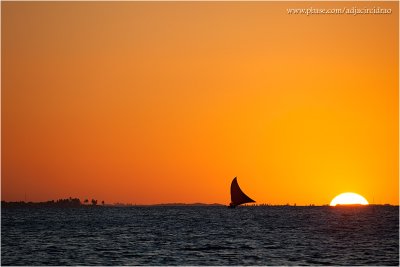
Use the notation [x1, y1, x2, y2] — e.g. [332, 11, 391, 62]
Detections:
[229, 177, 255, 208]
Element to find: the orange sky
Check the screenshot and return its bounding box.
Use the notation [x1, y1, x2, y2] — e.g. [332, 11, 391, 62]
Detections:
[2, 2, 398, 205]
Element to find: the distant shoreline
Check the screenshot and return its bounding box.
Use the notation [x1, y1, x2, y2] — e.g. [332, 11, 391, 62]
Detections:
[1, 200, 396, 208]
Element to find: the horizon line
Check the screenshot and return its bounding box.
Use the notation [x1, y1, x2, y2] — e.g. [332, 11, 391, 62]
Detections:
[2, 200, 398, 207]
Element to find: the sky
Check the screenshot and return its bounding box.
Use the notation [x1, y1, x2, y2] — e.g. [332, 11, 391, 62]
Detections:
[2, 2, 398, 205]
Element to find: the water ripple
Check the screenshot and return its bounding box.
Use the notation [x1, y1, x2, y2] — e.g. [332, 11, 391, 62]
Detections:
[1, 206, 398, 265]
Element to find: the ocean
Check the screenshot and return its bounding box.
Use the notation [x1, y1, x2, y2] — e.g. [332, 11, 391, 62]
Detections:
[1, 206, 398, 265]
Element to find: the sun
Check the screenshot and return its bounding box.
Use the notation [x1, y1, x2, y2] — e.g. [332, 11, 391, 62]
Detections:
[330, 192, 369, 206]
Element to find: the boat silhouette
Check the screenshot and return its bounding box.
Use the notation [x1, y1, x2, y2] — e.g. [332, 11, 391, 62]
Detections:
[229, 177, 255, 208]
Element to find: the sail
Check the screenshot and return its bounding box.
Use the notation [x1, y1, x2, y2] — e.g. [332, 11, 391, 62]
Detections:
[230, 177, 255, 206]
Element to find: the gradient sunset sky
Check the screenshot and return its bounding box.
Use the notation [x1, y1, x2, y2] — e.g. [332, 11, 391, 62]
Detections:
[2, 2, 398, 205]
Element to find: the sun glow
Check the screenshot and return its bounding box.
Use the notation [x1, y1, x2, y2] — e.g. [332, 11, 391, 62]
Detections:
[330, 192, 369, 206]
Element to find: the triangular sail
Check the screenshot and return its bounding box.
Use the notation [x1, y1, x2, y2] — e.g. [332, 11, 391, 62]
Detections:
[230, 177, 255, 206]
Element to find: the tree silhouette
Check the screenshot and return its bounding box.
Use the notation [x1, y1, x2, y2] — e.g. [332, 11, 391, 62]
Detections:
[91, 199, 97, 206]
[101, 200, 105, 206]
[84, 199, 89, 204]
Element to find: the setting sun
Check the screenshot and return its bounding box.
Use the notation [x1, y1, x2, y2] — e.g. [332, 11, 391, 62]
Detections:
[330, 193, 369, 206]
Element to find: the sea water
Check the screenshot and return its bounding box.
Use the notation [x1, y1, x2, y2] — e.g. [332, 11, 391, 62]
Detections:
[1, 206, 398, 265]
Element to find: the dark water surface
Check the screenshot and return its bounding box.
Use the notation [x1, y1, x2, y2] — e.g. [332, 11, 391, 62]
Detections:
[1, 206, 399, 265]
